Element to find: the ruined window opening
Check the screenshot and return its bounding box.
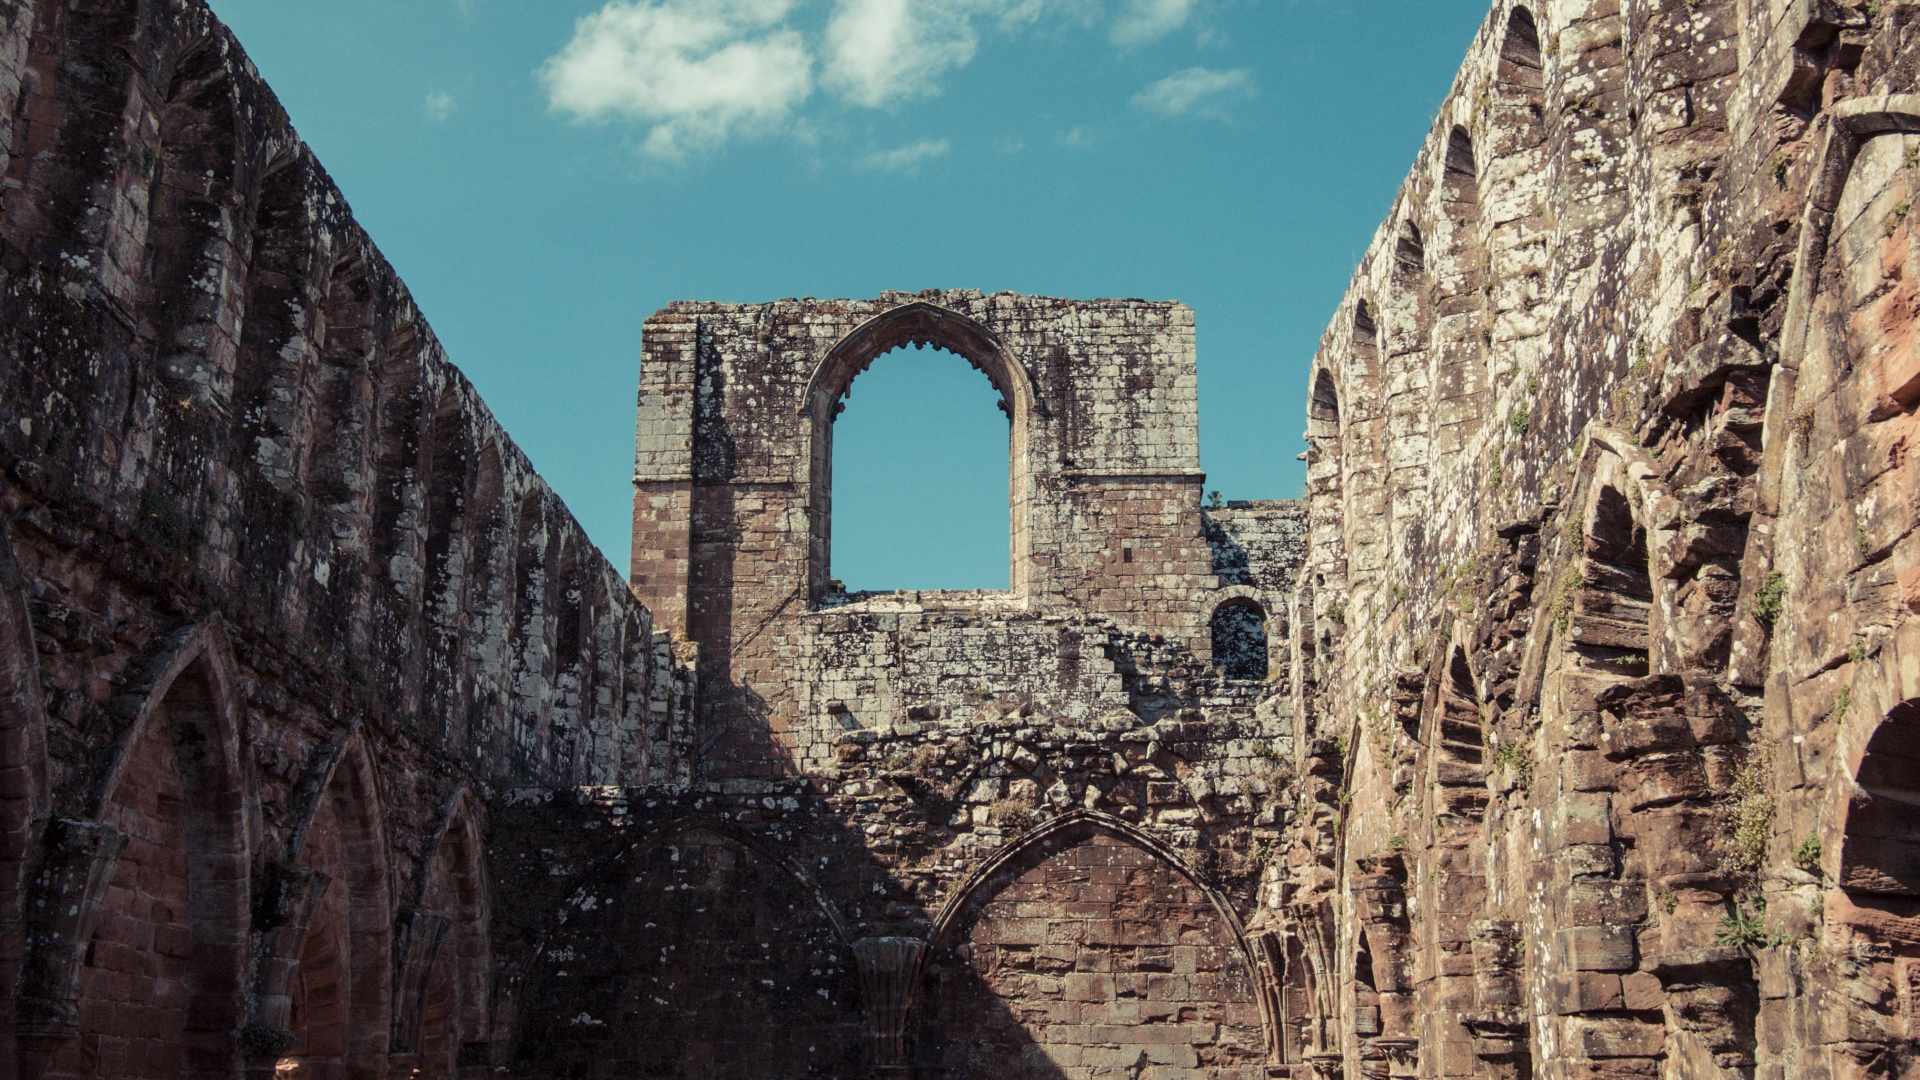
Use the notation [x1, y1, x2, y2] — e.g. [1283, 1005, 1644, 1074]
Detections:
[1498, 8, 1544, 88]
[1211, 598, 1269, 681]
[825, 343, 1011, 594]
[1840, 704, 1920, 898]
[1310, 370, 1341, 430]
[1394, 221, 1425, 279]
[1444, 127, 1480, 213]
[1566, 484, 1654, 674]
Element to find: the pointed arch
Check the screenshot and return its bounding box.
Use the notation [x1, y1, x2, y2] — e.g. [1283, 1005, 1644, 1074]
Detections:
[142, 39, 246, 408]
[1497, 7, 1544, 91]
[371, 318, 429, 606]
[1837, 705, 1920, 900]
[923, 810, 1272, 1072]
[1443, 126, 1480, 214]
[422, 384, 474, 745]
[68, 623, 252, 1080]
[462, 442, 510, 756]
[805, 302, 1038, 603]
[1393, 220, 1426, 282]
[279, 733, 393, 1080]
[399, 789, 492, 1080]
[1306, 368, 1344, 507]
[508, 494, 551, 774]
[306, 253, 378, 654]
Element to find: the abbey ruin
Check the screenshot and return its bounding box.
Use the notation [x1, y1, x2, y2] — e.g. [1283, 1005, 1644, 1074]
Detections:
[0, 0, 1913, 1078]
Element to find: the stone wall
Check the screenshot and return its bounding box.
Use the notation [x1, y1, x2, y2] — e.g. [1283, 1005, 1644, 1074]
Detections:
[0, 2, 663, 1078]
[7, 0, 1919, 1077]
[1275, 2, 1920, 1080]
[491, 293, 1310, 1078]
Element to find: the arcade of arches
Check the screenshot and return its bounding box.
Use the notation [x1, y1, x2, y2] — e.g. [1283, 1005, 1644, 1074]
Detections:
[1, 1, 1919, 1079]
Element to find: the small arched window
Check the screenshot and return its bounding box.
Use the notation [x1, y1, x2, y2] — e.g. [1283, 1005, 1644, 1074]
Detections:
[1394, 221, 1425, 280]
[1211, 598, 1269, 681]
[1444, 127, 1480, 213]
[1498, 8, 1544, 89]
[1839, 705, 1920, 898]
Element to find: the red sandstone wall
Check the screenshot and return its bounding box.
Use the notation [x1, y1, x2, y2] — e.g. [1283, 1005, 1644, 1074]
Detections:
[0, 2, 663, 1077]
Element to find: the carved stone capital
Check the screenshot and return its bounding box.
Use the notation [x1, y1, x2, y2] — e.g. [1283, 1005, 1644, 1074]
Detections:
[852, 936, 927, 1078]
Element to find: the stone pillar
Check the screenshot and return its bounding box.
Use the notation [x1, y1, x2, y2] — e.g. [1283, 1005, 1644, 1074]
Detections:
[1468, 918, 1528, 1068]
[15, 818, 125, 1080]
[852, 937, 926, 1079]
[244, 862, 333, 1079]
[390, 907, 452, 1074]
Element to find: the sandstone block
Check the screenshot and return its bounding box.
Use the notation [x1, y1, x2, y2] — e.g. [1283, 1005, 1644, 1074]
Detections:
[1554, 926, 1637, 972]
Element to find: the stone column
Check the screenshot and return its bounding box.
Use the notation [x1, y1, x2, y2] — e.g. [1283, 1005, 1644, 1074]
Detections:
[15, 818, 125, 1080]
[244, 862, 333, 1079]
[390, 907, 452, 1075]
[852, 937, 926, 1079]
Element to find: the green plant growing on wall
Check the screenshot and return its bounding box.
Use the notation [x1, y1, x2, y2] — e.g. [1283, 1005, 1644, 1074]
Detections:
[1788, 407, 1816, 453]
[1848, 637, 1869, 664]
[1509, 405, 1530, 437]
[1828, 687, 1851, 725]
[1562, 514, 1585, 557]
[1658, 889, 1679, 915]
[1553, 568, 1587, 635]
[1724, 746, 1776, 883]
[1751, 571, 1787, 625]
[1715, 904, 1785, 951]
[989, 792, 1035, 831]
[1491, 742, 1533, 788]
[1885, 198, 1911, 237]
[1793, 836, 1823, 875]
[1208, 490, 1225, 509]
[1857, 526, 1874, 557]
[1326, 603, 1347, 624]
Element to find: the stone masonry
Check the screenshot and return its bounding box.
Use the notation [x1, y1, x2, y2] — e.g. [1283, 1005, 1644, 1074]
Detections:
[1, 0, 1918, 1079]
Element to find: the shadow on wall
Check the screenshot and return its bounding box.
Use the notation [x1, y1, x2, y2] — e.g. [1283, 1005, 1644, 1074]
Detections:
[497, 800, 1271, 1079]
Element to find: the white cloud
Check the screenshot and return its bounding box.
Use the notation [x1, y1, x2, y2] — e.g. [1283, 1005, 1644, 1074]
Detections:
[824, 0, 980, 108]
[1110, 0, 1192, 47]
[424, 91, 457, 121]
[540, 0, 814, 158]
[860, 138, 950, 173]
[1131, 66, 1251, 118]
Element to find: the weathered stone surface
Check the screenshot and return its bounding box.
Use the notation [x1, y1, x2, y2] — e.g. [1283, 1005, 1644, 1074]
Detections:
[3, 0, 1920, 1077]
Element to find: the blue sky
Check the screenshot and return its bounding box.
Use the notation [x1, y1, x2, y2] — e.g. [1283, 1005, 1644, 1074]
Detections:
[207, 0, 1489, 588]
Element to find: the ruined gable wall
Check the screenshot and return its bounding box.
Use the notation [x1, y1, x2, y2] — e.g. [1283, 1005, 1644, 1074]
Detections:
[0, 2, 665, 1076]
[1278, 1, 1920, 1079]
[633, 292, 1236, 779]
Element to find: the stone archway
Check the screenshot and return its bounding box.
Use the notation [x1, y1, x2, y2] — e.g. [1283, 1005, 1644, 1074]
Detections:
[510, 818, 860, 1080]
[56, 626, 252, 1080]
[804, 302, 1041, 604]
[920, 812, 1268, 1078]
[278, 735, 392, 1080]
